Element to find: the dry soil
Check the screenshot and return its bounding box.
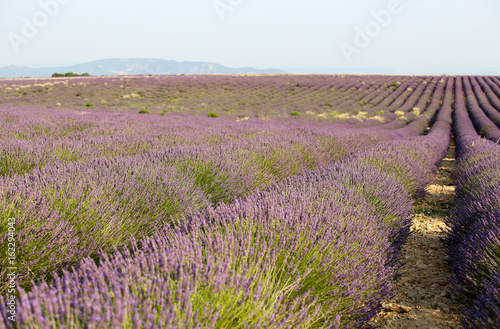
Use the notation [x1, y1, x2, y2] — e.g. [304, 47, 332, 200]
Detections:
[369, 143, 463, 329]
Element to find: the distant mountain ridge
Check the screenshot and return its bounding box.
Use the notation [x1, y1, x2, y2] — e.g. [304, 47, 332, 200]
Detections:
[0, 58, 286, 78]
[1, 59, 496, 78]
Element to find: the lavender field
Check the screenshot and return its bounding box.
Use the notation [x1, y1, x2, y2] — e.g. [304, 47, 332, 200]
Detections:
[0, 74, 499, 328]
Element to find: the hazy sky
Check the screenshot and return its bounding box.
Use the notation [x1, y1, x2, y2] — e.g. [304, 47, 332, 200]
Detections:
[1, 0, 499, 73]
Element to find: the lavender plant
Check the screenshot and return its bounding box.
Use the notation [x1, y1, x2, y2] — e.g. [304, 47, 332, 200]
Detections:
[444, 76, 500, 327]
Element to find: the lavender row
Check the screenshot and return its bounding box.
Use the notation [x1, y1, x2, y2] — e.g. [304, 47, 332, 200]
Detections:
[347, 77, 440, 127]
[481, 76, 500, 108]
[373, 77, 431, 129]
[0, 99, 453, 328]
[337, 80, 416, 125]
[396, 77, 453, 136]
[444, 77, 500, 327]
[1, 109, 398, 178]
[324, 76, 420, 117]
[473, 77, 500, 125]
[364, 77, 447, 131]
[348, 79, 418, 127]
[462, 76, 500, 143]
[351, 77, 451, 142]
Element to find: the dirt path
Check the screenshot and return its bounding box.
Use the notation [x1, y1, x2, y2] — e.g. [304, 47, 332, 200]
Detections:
[369, 143, 463, 329]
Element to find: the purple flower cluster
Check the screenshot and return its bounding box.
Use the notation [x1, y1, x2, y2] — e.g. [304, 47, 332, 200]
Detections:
[0, 93, 454, 328]
[444, 77, 500, 327]
[464, 273, 500, 327]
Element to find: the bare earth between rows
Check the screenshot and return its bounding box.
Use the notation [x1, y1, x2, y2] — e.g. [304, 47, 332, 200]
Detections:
[369, 143, 463, 329]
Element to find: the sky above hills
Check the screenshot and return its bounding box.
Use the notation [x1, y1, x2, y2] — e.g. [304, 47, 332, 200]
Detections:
[1, 0, 499, 74]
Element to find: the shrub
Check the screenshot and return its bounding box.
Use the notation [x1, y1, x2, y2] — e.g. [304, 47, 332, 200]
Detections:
[138, 109, 150, 114]
[207, 112, 220, 118]
[85, 103, 94, 107]
[52, 72, 90, 77]
[290, 111, 300, 116]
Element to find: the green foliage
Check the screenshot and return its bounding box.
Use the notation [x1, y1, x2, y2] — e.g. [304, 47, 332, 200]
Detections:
[138, 109, 150, 114]
[479, 126, 494, 136]
[413, 206, 450, 217]
[325, 103, 332, 107]
[207, 112, 220, 118]
[290, 111, 300, 116]
[0, 150, 41, 177]
[390, 83, 398, 88]
[52, 72, 90, 77]
[85, 102, 94, 107]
